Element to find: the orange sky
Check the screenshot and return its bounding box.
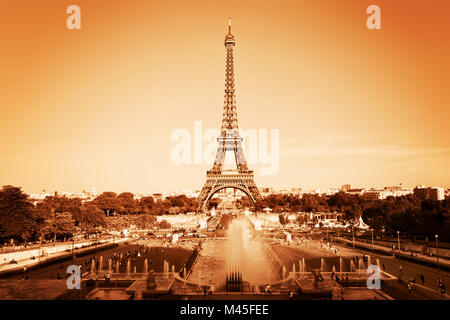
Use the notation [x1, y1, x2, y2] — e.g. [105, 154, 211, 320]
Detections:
[1, 0, 449, 194]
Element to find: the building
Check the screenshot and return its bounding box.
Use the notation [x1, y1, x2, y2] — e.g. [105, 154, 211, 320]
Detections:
[414, 186, 445, 201]
[346, 188, 365, 196]
[362, 191, 383, 200]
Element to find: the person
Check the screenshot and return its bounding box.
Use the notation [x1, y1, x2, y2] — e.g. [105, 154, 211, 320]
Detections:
[318, 271, 323, 281]
[288, 290, 294, 300]
[408, 281, 413, 293]
[382, 263, 386, 272]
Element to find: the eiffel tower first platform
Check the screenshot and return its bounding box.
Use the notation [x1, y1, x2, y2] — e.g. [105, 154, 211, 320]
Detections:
[197, 18, 262, 212]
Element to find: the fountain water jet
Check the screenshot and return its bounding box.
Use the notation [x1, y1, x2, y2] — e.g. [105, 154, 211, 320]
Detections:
[143, 259, 148, 274]
[99, 256, 103, 273]
[91, 259, 96, 274]
[320, 258, 326, 272]
[339, 257, 343, 274]
[358, 257, 364, 270]
[350, 260, 355, 272]
[116, 261, 119, 273]
[376, 258, 381, 271]
[126, 259, 131, 276]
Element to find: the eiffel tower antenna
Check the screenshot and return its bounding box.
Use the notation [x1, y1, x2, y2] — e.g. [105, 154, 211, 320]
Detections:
[197, 18, 262, 212]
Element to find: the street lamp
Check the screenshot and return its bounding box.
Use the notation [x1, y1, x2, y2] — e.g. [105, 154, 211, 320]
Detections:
[72, 237, 75, 261]
[352, 227, 355, 249]
[38, 236, 42, 270]
[435, 234, 439, 271]
[397, 231, 400, 253]
[371, 229, 374, 253]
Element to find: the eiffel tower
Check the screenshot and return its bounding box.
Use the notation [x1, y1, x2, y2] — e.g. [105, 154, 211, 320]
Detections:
[197, 18, 262, 212]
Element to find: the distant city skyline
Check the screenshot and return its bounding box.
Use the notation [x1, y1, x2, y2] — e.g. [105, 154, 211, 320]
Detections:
[1, 1, 449, 195]
[21, 182, 448, 197]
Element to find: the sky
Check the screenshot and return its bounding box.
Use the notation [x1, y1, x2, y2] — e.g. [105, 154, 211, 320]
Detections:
[0, 0, 449, 195]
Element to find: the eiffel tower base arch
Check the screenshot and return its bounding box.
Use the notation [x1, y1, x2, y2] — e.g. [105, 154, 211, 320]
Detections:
[197, 172, 261, 212]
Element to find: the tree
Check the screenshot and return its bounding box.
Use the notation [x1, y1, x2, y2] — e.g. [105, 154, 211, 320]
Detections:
[279, 213, 287, 226]
[42, 211, 75, 240]
[134, 214, 156, 229]
[78, 204, 106, 233]
[92, 192, 122, 216]
[158, 220, 171, 229]
[140, 196, 155, 212]
[118, 192, 138, 214]
[35, 195, 82, 220]
[0, 185, 36, 242]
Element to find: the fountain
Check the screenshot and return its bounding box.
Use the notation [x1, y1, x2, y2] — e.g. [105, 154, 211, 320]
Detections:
[302, 258, 306, 273]
[134, 266, 137, 273]
[350, 260, 355, 272]
[126, 259, 131, 277]
[375, 258, 381, 271]
[292, 263, 296, 276]
[358, 257, 364, 270]
[332, 265, 336, 274]
[282, 265, 287, 279]
[320, 258, 326, 272]
[116, 261, 119, 273]
[339, 257, 343, 274]
[299, 260, 303, 279]
[183, 267, 187, 279]
[226, 272, 243, 292]
[91, 259, 96, 274]
[99, 256, 103, 273]
[143, 259, 148, 274]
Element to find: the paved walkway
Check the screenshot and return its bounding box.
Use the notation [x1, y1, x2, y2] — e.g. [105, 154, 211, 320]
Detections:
[335, 237, 450, 269]
[0, 238, 130, 276]
[332, 238, 450, 299]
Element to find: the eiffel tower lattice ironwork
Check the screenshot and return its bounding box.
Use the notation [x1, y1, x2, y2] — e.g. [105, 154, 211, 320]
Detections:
[197, 18, 262, 212]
